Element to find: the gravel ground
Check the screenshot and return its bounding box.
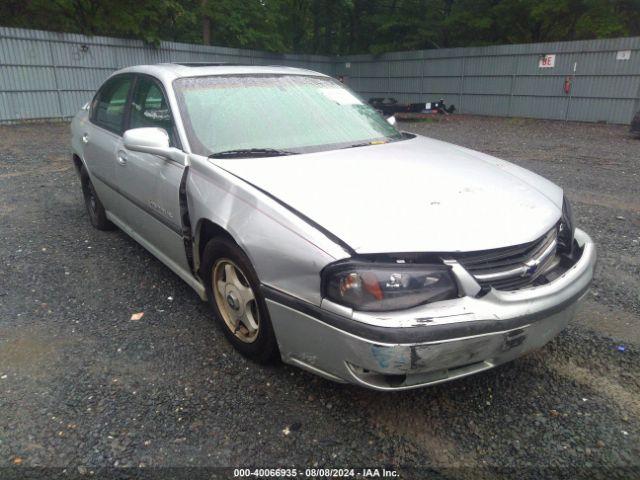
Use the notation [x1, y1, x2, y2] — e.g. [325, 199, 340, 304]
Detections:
[0, 117, 638, 479]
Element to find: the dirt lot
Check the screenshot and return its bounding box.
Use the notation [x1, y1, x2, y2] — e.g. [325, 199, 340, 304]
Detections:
[0, 116, 638, 479]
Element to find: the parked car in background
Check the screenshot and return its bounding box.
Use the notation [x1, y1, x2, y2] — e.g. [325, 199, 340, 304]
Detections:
[631, 110, 640, 137]
[71, 63, 596, 390]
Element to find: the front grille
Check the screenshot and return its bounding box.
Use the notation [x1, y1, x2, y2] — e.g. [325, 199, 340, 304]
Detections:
[452, 228, 558, 291]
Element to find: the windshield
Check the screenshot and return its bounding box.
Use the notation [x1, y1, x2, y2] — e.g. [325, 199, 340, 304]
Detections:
[173, 74, 403, 157]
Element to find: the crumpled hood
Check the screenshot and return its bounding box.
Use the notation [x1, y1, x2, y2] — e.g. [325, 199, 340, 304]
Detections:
[212, 135, 563, 253]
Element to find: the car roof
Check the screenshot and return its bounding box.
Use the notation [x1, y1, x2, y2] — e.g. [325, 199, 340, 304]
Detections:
[114, 63, 328, 83]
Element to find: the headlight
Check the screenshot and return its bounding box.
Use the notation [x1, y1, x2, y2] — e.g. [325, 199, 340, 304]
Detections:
[557, 196, 575, 254]
[322, 261, 458, 312]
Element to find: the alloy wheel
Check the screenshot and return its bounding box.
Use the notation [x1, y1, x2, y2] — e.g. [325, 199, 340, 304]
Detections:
[212, 258, 260, 343]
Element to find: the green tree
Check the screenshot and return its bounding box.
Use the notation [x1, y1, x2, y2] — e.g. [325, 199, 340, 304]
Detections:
[1, 0, 639, 53]
[200, 0, 287, 51]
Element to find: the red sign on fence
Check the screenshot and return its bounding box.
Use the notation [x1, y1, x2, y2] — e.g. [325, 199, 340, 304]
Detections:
[538, 54, 556, 68]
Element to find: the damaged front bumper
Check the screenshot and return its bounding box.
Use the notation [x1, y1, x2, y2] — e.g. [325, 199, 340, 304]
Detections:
[264, 229, 596, 391]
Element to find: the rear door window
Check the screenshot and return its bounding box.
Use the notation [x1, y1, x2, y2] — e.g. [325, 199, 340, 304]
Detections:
[91, 75, 132, 134]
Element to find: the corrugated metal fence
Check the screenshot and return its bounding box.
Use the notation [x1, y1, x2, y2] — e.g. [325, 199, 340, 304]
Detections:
[337, 37, 640, 124]
[1, 27, 639, 124]
[0, 27, 333, 123]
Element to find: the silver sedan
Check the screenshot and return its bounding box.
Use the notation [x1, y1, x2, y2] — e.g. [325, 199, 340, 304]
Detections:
[71, 63, 596, 390]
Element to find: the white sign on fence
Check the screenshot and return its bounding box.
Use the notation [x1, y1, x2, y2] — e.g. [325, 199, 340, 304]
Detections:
[616, 50, 631, 61]
[538, 54, 556, 68]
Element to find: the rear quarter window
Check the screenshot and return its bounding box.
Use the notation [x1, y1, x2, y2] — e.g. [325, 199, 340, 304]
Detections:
[91, 75, 132, 134]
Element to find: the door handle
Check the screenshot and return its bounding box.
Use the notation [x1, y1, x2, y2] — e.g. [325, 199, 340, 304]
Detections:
[117, 151, 128, 165]
[82, 133, 89, 144]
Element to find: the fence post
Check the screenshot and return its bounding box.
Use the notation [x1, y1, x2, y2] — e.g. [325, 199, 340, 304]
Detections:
[113, 42, 119, 69]
[48, 41, 64, 119]
[459, 54, 465, 113]
[387, 59, 391, 97]
[508, 55, 517, 117]
[420, 51, 425, 99]
[634, 74, 640, 121]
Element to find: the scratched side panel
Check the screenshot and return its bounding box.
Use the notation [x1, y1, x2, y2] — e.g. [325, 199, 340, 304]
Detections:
[186, 155, 349, 306]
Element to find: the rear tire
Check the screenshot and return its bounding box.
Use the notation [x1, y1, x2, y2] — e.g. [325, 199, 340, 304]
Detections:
[80, 166, 115, 231]
[202, 237, 278, 364]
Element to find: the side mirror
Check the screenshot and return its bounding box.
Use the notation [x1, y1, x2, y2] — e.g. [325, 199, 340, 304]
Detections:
[123, 127, 184, 163]
[386, 115, 397, 126]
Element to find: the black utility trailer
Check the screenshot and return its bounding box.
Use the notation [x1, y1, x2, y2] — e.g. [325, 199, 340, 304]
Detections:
[368, 97, 455, 116]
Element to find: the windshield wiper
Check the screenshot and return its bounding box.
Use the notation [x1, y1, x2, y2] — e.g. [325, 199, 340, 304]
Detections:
[344, 142, 372, 149]
[342, 140, 389, 150]
[208, 148, 296, 159]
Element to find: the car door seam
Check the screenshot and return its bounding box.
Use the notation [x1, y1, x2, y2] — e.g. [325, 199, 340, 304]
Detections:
[179, 165, 196, 275]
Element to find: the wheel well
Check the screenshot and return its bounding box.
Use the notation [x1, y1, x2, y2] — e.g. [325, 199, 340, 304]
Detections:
[72, 154, 84, 175]
[196, 219, 236, 273]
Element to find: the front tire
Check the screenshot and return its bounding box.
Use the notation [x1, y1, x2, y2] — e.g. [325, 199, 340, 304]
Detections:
[202, 237, 278, 363]
[80, 167, 115, 230]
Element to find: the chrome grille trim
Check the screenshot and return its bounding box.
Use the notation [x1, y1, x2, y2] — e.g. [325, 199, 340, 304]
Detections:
[474, 237, 557, 282]
[450, 228, 559, 291]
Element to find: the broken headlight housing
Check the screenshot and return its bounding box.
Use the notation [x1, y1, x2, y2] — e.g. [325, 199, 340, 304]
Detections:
[322, 261, 458, 312]
[557, 196, 575, 254]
